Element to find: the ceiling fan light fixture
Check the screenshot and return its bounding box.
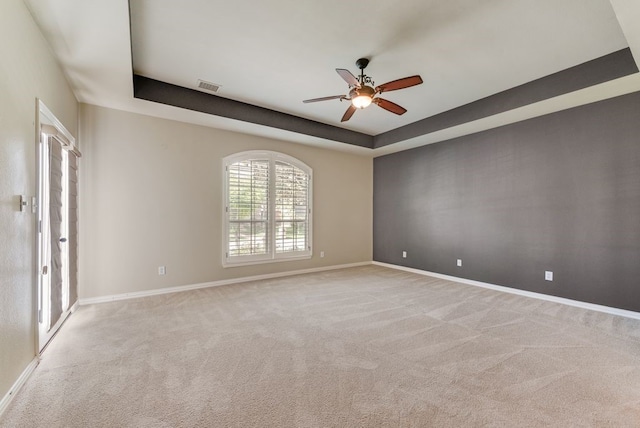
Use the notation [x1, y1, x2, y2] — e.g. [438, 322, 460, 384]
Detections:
[349, 85, 375, 109]
[352, 94, 372, 109]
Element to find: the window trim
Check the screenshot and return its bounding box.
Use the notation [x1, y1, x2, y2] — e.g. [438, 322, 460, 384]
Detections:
[222, 150, 313, 267]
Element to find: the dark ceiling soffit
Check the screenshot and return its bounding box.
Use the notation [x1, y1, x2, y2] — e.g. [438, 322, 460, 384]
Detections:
[132, 49, 636, 151]
[132, 75, 374, 148]
[374, 48, 638, 148]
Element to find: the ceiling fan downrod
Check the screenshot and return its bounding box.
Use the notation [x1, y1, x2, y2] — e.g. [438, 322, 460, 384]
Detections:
[355, 58, 373, 87]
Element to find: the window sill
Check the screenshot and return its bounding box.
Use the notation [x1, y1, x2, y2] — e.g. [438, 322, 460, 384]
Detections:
[222, 254, 312, 268]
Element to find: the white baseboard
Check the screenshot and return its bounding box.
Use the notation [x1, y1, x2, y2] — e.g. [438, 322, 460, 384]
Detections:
[373, 261, 640, 321]
[79, 261, 372, 305]
[79, 260, 640, 321]
[0, 358, 38, 417]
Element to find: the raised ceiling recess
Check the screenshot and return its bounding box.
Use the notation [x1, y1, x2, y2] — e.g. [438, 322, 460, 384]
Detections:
[128, 0, 638, 150]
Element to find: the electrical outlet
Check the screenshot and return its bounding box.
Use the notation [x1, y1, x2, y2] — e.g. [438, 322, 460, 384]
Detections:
[457, 259, 462, 267]
[545, 271, 553, 281]
[158, 266, 166, 275]
[402, 251, 407, 258]
[320, 251, 325, 258]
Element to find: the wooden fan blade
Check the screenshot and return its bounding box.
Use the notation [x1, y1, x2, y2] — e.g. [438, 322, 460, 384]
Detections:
[336, 69, 360, 87]
[375, 75, 423, 93]
[374, 98, 407, 115]
[341, 104, 357, 122]
[303, 95, 344, 103]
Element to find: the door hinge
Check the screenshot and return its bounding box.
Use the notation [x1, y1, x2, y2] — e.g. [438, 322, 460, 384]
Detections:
[38, 309, 43, 323]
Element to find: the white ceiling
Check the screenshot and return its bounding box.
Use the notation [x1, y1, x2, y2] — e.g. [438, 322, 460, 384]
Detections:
[23, 0, 640, 155]
[130, 0, 628, 135]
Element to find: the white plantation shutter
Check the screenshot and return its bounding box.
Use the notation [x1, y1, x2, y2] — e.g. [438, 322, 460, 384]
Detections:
[275, 161, 309, 254]
[227, 159, 270, 259]
[224, 151, 312, 266]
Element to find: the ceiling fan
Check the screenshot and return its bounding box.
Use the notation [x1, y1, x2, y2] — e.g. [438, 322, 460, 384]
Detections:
[303, 58, 423, 122]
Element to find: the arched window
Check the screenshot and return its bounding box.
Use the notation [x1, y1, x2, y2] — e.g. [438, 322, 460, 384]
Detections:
[223, 151, 312, 266]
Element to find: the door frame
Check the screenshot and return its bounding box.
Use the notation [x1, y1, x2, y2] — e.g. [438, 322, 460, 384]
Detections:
[36, 100, 77, 353]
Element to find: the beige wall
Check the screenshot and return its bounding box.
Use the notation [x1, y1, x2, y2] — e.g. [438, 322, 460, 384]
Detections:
[0, 0, 78, 401]
[79, 104, 372, 299]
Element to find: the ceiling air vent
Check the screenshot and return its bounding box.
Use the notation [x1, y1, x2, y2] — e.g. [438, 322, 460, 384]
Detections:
[197, 79, 221, 93]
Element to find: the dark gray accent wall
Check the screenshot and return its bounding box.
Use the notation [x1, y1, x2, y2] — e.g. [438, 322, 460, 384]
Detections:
[374, 48, 638, 148]
[374, 91, 640, 312]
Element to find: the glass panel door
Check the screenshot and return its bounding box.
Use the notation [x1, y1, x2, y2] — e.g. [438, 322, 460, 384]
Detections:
[37, 135, 70, 352]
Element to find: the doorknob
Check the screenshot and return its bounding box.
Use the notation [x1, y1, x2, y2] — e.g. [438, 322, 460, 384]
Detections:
[59, 237, 67, 243]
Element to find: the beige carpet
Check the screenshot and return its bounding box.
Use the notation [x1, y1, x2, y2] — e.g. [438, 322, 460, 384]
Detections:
[2, 265, 640, 427]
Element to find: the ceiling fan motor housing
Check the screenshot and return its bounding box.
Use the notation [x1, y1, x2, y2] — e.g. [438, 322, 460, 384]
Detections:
[349, 85, 375, 100]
